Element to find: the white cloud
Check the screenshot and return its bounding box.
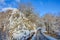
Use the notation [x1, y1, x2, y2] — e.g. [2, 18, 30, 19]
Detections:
[0, 0, 20, 10]
[0, 0, 6, 5]
[15, 0, 20, 2]
[0, 0, 7, 10]
[0, 0, 5, 3]
[1, 7, 18, 12]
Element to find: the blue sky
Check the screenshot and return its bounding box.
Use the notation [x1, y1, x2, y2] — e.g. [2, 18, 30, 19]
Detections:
[0, 0, 60, 16]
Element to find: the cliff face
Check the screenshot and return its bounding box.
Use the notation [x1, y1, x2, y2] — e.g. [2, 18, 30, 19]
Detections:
[0, 8, 60, 40]
[8, 8, 42, 40]
[0, 8, 43, 40]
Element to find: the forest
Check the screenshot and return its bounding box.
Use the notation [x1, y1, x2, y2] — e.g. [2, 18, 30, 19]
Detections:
[0, 4, 60, 40]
